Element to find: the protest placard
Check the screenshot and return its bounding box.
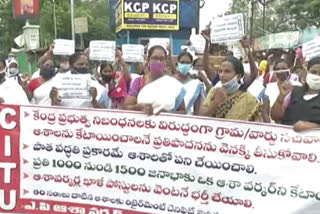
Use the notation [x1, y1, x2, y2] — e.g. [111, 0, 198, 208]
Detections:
[122, 44, 145, 62]
[1, 104, 320, 214]
[211, 13, 245, 44]
[89, 40, 116, 61]
[53, 39, 75, 56]
[55, 73, 91, 99]
[148, 38, 170, 53]
[190, 34, 206, 54]
[302, 37, 320, 61]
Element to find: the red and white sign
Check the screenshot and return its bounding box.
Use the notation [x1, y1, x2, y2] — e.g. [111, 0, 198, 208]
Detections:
[13, 0, 40, 19]
[1, 104, 320, 214]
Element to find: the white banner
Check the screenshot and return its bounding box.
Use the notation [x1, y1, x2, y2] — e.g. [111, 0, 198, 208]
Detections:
[89, 41, 116, 61]
[302, 37, 320, 61]
[211, 13, 245, 44]
[55, 73, 91, 99]
[53, 39, 75, 56]
[1, 104, 320, 214]
[122, 44, 145, 63]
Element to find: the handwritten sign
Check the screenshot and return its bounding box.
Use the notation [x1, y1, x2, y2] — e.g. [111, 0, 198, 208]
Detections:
[211, 13, 245, 44]
[302, 37, 320, 61]
[53, 39, 75, 56]
[122, 44, 145, 62]
[55, 73, 91, 99]
[1, 104, 320, 214]
[89, 40, 116, 61]
[190, 35, 206, 54]
[148, 38, 170, 53]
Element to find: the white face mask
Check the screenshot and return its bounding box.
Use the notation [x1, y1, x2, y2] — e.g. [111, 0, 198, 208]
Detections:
[8, 68, 19, 76]
[222, 75, 241, 94]
[306, 73, 320, 91]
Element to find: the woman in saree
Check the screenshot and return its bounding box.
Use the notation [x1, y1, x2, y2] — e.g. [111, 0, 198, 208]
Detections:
[271, 57, 320, 132]
[124, 45, 186, 115]
[26, 58, 57, 105]
[200, 56, 270, 122]
[173, 51, 205, 115]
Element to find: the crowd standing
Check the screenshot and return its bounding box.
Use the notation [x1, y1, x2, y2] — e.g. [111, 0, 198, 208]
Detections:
[1, 31, 320, 132]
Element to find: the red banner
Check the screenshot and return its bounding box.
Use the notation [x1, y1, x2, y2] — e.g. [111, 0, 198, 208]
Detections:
[13, 0, 40, 19]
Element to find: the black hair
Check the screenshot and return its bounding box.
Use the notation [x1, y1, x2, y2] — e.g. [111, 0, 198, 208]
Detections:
[178, 52, 193, 63]
[308, 57, 320, 70]
[100, 63, 113, 73]
[147, 45, 167, 60]
[60, 55, 69, 62]
[273, 59, 289, 70]
[192, 58, 201, 67]
[69, 52, 87, 67]
[292, 65, 303, 72]
[225, 56, 244, 77]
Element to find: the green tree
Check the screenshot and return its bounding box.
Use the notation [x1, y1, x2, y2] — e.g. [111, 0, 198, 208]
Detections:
[0, 0, 115, 56]
[0, 1, 25, 56]
[229, 0, 320, 38]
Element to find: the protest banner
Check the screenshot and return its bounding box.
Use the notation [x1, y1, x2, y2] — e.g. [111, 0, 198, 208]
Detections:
[302, 37, 320, 61]
[89, 41, 116, 62]
[211, 13, 245, 44]
[53, 39, 75, 56]
[122, 44, 145, 62]
[115, 0, 179, 32]
[55, 73, 91, 99]
[1, 104, 320, 214]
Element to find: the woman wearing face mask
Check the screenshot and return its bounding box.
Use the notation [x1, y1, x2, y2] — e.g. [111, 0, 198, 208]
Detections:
[265, 59, 302, 108]
[5, 58, 25, 87]
[26, 58, 57, 105]
[200, 57, 268, 122]
[124, 45, 186, 115]
[173, 52, 204, 115]
[50, 52, 104, 108]
[271, 57, 320, 132]
[0, 58, 29, 105]
[97, 50, 131, 109]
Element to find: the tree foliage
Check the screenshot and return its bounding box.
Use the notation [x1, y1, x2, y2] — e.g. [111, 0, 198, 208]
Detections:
[0, 0, 115, 56]
[229, 0, 320, 38]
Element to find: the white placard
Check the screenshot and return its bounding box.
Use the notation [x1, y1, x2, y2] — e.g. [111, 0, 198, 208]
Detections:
[89, 40, 116, 61]
[302, 37, 320, 61]
[211, 13, 245, 44]
[56, 73, 91, 99]
[148, 38, 170, 53]
[190, 35, 206, 54]
[122, 44, 145, 62]
[53, 39, 75, 56]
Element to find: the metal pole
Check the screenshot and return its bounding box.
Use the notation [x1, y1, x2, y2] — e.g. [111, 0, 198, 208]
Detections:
[249, 0, 254, 43]
[70, 0, 75, 41]
[127, 30, 130, 44]
[53, 0, 57, 39]
[262, 0, 266, 33]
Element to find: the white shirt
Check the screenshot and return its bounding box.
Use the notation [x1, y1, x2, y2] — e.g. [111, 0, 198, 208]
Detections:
[0, 78, 29, 105]
[31, 69, 40, 80]
[266, 80, 302, 107]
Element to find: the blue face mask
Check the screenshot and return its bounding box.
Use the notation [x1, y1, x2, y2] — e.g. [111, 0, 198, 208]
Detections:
[222, 75, 241, 94]
[177, 63, 192, 76]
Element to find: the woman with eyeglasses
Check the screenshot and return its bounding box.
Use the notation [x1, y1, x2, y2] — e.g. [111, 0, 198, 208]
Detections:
[124, 45, 186, 115]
